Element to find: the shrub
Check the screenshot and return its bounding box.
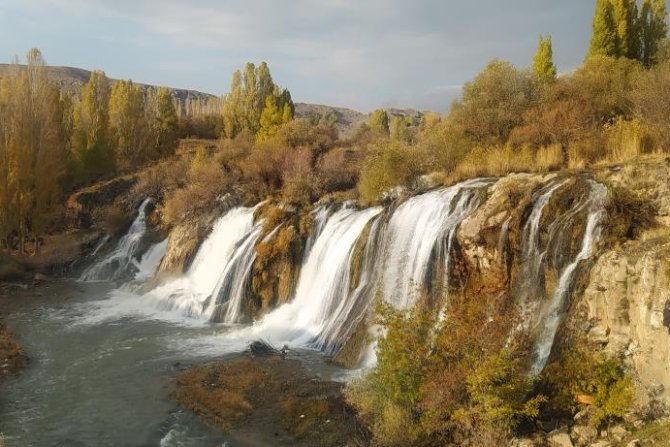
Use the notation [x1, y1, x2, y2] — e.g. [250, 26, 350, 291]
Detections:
[347, 291, 543, 446]
[605, 185, 657, 241]
[358, 139, 427, 205]
[92, 204, 129, 236]
[541, 340, 635, 427]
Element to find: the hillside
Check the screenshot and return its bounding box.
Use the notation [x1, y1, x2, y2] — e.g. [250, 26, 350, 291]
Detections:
[0, 64, 426, 136]
[0, 64, 214, 105]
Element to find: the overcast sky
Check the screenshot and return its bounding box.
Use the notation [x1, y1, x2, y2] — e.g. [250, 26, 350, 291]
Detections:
[0, 0, 598, 112]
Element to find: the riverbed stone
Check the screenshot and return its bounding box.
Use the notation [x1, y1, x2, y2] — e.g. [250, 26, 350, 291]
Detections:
[548, 429, 574, 447]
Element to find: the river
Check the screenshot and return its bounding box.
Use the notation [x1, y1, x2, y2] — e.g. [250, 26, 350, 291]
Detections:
[0, 281, 347, 447]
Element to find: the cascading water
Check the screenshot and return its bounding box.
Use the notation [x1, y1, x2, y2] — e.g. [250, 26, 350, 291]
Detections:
[80, 199, 151, 282]
[207, 224, 264, 324]
[247, 205, 382, 349]
[531, 181, 607, 374]
[516, 179, 570, 309]
[382, 179, 491, 309]
[134, 239, 168, 282]
[148, 206, 262, 320]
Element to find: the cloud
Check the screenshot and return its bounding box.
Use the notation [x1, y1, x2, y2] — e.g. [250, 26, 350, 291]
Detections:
[5, 0, 594, 111]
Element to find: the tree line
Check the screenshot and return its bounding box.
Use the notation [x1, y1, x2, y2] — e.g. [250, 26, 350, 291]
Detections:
[0, 49, 180, 252]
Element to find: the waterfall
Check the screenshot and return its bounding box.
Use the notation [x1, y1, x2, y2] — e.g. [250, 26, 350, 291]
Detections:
[382, 179, 491, 309]
[148, 206, 261, 320]
[80, 199, 151, 282]
[516, 179, 569, 309]
[134, 239, 168, 282]
[248, 205, 382, 349]
[531, 181, 607, 374]
[207, 224, 264, 324]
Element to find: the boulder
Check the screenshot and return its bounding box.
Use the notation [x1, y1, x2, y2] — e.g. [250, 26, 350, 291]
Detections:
[548, 429, 573, 447]
[571, 425, 598, 447]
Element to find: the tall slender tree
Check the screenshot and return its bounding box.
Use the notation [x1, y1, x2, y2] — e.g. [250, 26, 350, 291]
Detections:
[640, 0, 669, 66]
[72, 70, 114, 182]
[533, 35, 558, 83]
[109, 80, 151, 170]
[612, 0, 640, 59]
[589, 0, 619, 58]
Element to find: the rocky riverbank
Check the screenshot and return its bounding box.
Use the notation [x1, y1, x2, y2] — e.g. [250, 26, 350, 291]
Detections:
[174, 350, 367, 446]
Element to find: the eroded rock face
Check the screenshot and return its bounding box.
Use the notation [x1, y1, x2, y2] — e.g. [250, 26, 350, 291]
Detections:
[156, 212, 218, 278]
[578, 238, 670, 406]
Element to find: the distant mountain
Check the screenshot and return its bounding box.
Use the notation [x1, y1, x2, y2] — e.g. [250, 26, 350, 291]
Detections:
[0, 64, 214, 105]
[0, 64, 427, 136]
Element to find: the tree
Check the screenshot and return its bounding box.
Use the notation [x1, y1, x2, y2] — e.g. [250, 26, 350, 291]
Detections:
[640, 0, 669, 66]
[451, 59, 537, 147]
[612, 0, 640, 59]
[533, 35, 558, 83]
[368, 109, 390, 134]
[589, 0, 619, 58]
[221, 62, 293, 139]
[72, 70, 114, 182]
[153, 88, 179, 157]
[0, 49, 68, 253]
[109, 80, 151, 170]
[257, 88, 294, 141]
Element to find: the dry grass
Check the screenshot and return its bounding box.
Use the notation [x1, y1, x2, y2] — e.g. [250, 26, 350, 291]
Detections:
[447, 144, 563, 183]
[603, 118, 660, 164]
[0, 321, 26, 381]
[174, 355, 366, 446]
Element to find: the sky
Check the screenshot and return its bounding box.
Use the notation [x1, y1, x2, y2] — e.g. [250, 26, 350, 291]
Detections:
[0, 0, 597, 112]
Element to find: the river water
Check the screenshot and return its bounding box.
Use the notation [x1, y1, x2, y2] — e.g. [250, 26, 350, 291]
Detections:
[0, 281, 347, 447]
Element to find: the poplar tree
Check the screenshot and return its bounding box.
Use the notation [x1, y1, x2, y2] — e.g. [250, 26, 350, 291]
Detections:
[589, 0, 619, 58]
[72, 70, 114, 182]
[221, 62, 293, 139]
[640, 0, 669, 66]
[109, 80, 150, 170]
[532, 35, 558, 83]
[612, 0, 640, 59]
[153, 87, 179, 157]
[0, 49, 67, 252]
[369, 109, 390, 134]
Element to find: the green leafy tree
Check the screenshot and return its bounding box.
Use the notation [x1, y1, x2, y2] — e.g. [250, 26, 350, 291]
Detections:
[640, 0, 669, 66]
[153, 87, 179, 157]
[533, 35, 558, 83]
[221, 62, 293, 139]
[612, 0, 640, 59]
[369, 109, 390, 134]
[589, 0, 619, 58]
[451, 59, 537, 147]
[257, 88, 294, 141]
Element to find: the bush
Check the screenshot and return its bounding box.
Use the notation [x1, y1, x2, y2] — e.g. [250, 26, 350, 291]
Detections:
[541, 341, 634, 427]
[347, 292, 543, 446]
[92, 204, 129, 236]
[358, 139, 427, 205]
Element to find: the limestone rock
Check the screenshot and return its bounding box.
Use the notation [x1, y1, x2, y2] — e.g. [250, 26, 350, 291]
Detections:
[571, 425, 598, 447]
[548, 429, 573, 447]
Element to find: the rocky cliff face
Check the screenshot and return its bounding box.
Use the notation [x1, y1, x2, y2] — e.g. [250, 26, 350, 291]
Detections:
[574, 158, 670, 408]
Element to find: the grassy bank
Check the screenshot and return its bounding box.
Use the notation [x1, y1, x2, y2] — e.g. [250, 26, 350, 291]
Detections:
[174, 353, 367, 446]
